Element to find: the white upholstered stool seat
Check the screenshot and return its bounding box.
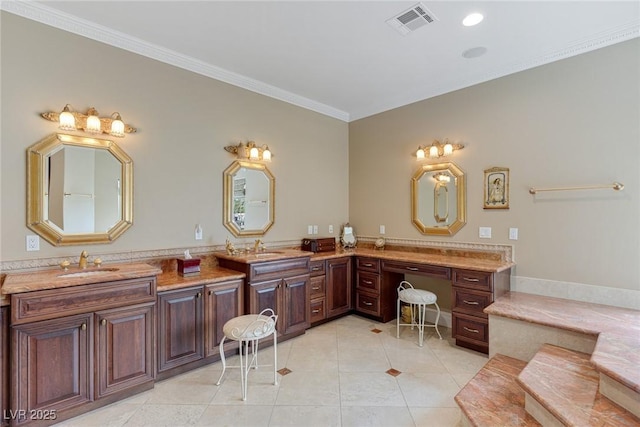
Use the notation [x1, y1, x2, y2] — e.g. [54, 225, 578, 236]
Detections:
[216, 308, 278, 401]
[397, 280, 442, 346]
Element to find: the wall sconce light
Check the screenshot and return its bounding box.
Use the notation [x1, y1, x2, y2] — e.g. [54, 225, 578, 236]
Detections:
[41, 104, 137, 137]
[415, 138, 464, 160]
[224, 141, 272, 162]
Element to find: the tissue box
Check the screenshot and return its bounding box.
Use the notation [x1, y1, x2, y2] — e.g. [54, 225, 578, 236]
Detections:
[177, 258, 201, 276]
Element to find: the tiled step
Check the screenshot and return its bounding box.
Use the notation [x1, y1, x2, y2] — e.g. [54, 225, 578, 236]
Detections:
[455, 354, 541, 427]
[517, 343, 640, 426]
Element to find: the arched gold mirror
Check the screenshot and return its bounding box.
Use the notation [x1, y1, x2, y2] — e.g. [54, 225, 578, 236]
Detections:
[27, 133, 133, 246]
[411, 162, 466, 236]
[223, 160, 275, 237]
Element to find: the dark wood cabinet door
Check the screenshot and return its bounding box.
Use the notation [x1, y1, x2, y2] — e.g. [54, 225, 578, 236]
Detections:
[205, 280, 242, 357]
[282, 274, 310, 336]
[95, 303, 155, 398]
[12, 313, 93, 418]
[248, 278, 281, 317]
[326, 257, 352, 317]
[157, 287, 204, 372]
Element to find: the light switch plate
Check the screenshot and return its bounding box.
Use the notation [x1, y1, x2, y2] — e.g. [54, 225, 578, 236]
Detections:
[307, 225, 313, 235]
[509, 227, 518, 240]
[379, 225, 385, 235]
[479, 227, 492, 239]
[313, 225, 318, 234]
[329, 225, 334, 234]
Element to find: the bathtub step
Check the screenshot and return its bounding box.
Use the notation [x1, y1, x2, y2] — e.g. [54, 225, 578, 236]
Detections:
[455, 354, 540, 426]
[517, 343, 639, 426]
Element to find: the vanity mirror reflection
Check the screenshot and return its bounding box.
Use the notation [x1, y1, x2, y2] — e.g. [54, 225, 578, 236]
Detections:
[223, 160, 275, 237]
[27, 133, 133, 246]
[411, 162, 466, 236]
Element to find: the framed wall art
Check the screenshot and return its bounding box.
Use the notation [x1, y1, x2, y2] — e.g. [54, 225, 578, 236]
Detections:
[484, 167, 509, 209]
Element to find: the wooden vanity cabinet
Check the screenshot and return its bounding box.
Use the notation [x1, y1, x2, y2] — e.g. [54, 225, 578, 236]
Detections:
[355, 257, 384, 319]
[219, 257, 310, 340]
[309, 260, 327, 324]
[157, 279, 242, 379]
[10, 277, 156, 426]
[326, 257, 352, 318]
[451, 268, 510, 354]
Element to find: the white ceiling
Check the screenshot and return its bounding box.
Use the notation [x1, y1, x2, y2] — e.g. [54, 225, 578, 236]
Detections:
[3, 1, 639, 122]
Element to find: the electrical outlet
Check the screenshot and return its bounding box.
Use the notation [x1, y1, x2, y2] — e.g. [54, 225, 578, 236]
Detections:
[195, 224, 203, 240]
[479, 227, 492, 239]
[26, 235, 40, 251]
[379, 225, 385, 235]
[329, 225, 334, 234]
[313, 225, 318, 235]
[307, 225, 313, 235]
[509, 227, 518, 240]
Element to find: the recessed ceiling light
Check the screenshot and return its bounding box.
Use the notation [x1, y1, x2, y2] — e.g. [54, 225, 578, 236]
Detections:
[462, 46, 488, 59]
[463, 13, 484, 27]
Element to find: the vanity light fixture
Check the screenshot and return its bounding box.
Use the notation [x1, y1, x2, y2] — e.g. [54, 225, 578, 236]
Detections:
[415, 139, 464, 160]
[433, 172, 451, 183]
[224, 141, 272, 162]
[41, 104, 137, 137]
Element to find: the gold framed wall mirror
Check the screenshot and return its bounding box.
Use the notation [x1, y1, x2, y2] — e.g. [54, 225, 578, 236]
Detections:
[223, 160, 275, 237]
[411, 162, 466, 236]
[27, 133, 133, 246]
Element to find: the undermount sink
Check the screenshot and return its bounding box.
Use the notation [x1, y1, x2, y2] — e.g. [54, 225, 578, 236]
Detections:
[58, 268, 120, 278]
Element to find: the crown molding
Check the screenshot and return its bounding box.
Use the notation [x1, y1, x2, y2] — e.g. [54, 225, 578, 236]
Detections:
[0, 0, 351, 122]
[349, 21, 640, 121]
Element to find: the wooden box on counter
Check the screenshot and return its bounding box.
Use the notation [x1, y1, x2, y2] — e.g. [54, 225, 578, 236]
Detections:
[301, 238, 336, 253]
[177, 258, 201, 276]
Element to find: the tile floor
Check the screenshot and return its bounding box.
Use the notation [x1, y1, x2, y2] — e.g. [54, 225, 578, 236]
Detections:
[55, 315, 489, 427]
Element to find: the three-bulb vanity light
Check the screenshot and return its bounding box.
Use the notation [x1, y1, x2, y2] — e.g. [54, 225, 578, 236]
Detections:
[224, 141, 272, 162]
[41, 104, 137, 138]
[415, 139, 465, 160]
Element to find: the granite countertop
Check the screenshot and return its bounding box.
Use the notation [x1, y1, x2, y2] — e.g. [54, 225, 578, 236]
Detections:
[214, 248, 313, 264]
[485, 291, 640, 394]
[311, 248, 514, 273]
[2, 262, 162, 296]
[156, 267, 245, 292]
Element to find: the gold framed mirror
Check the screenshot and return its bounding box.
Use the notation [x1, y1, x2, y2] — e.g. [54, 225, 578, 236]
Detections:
[27, 133, 133, 246]
[223, 160, 275, 237]
[411, 162, 466, 236]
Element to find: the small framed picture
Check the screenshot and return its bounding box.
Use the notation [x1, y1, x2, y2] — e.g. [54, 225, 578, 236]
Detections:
[484, 167, 509, 209]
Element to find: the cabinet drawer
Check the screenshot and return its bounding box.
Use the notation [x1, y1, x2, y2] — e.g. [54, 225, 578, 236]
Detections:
[11, 277, 156, 325]
[310, 298, 326, 323]
[309, 260, 326, 276]
[454, 313, 488, 343]
[355, 291, 380, 316]
[452, 269, 493, 291]
[356, 271, 379, 293]
[383, 260, 450, 280]
[309, 275, 326, 298]
[356, 257, 380, 273]
[452, 288, 492, 317]
[249, 257, 310, 283]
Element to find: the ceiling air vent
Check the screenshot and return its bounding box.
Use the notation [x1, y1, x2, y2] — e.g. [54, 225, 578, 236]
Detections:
[386, 3, 438, 35]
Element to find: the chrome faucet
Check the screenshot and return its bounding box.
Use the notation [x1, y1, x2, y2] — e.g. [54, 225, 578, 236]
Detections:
[79, 250, 89, 269]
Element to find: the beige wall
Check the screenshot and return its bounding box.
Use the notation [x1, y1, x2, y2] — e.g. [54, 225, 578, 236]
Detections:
[350, 38, 640, 292]
[0, 13, 349, 261]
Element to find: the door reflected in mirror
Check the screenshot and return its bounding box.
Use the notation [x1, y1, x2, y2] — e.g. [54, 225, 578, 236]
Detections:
[411, 162, 466, 236]
[27, 133, 133, 246]
[223, 161, 274, 237]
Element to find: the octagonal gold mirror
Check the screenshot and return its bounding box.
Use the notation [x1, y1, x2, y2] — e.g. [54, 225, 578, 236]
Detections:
[223, 160, 275, 237]
[27, 133, 133, 246]
[411, 162, 466, 236]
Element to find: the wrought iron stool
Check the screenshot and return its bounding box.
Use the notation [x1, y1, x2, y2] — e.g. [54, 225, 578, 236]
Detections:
[396, 280, 442, 346]
[216, 308, 278, 401]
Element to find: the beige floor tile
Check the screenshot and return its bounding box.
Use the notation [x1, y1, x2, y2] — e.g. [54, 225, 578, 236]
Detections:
[397, 373, 461, 408]
[268, 405, 341, 427]
[123, 404, 207, 426]
[341, 405, 416, 427]
[195, 405, 273, 426]
[53, 403, 139, 426]
[146, 379, 218, 405]
[339, 372, 406, 406]
[410, 407, 463, 427]
[275, 371, 340, 406]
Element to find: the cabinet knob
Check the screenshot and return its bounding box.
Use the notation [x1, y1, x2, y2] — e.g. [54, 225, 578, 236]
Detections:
[80, 323, 87, 330]
[209, 290, 213, 296]
[363, 280, 373, 285]
[463, 326, 480, 334]
[312, 309, 320, 314]
[312, 286, 320, 290]
[196, 292, 202, 298]
[405, 266, 419, 271]
[463, 277, 480, 282]
[363, 263, 373, 267]
[363, 301, 373, 306]
[463, 300, 480, 305]
[101, 319, 107, 326]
